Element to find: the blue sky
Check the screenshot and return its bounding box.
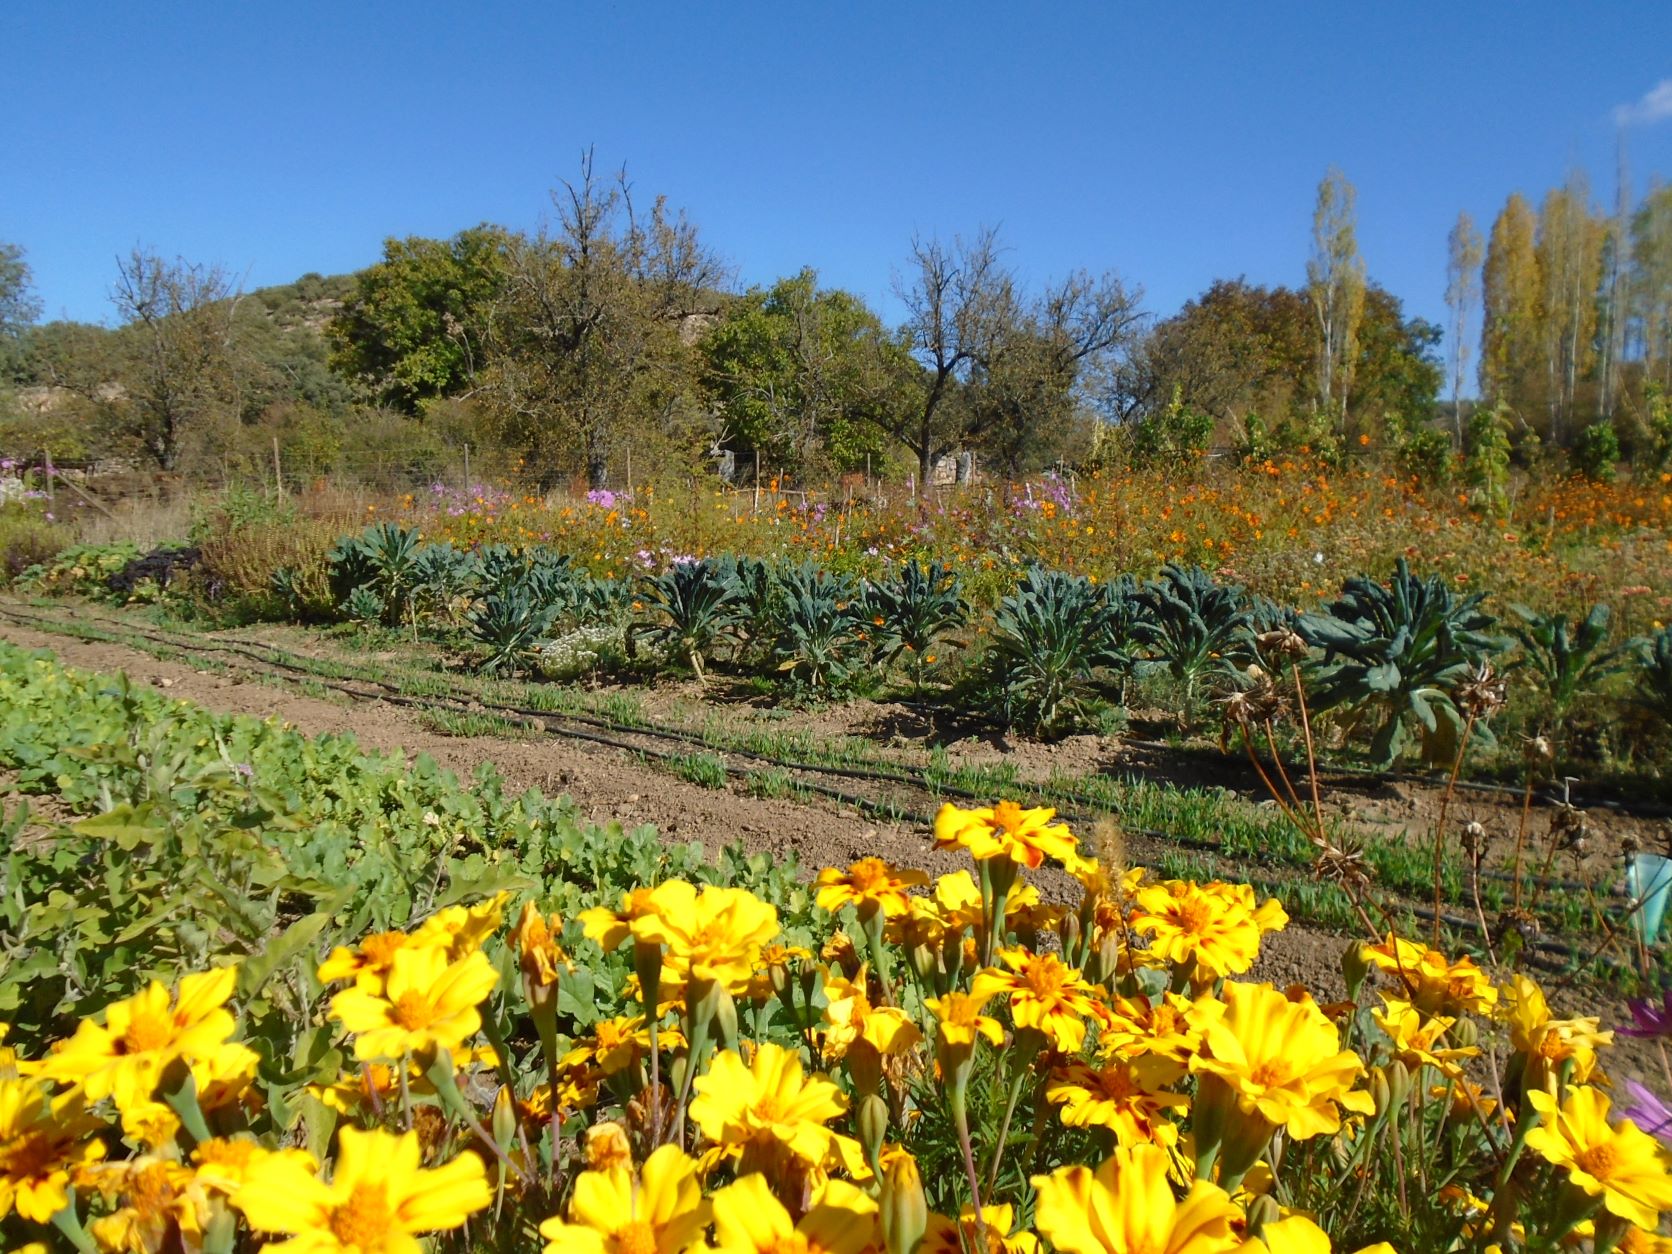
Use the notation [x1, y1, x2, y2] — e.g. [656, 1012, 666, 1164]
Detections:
[7, 1, 1672, 366]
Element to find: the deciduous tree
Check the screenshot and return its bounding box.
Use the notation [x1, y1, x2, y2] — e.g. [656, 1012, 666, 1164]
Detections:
[484, 152, 725, 488]
[1444, 212, 1483, 440]
[1480, 193, 1542, 422]
[328, 226, 511, 414]
[1306, 168, 1367, 427]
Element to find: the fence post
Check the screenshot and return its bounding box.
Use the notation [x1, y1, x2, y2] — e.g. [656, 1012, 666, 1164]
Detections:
[272, 437, 285, 498]
[463, 442, 471, 491]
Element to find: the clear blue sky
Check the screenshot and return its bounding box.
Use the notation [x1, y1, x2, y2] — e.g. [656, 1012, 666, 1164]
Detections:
[7, 1, 1672, 365]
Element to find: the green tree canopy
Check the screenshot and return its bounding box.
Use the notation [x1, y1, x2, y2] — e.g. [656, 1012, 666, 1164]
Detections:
[700, 269, 902, 477]
[328, 225, 512, 413]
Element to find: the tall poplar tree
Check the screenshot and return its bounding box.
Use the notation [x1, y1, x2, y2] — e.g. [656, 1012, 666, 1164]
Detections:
[1444, 212, 1484, 440]
[1306, 168, 1366, 429]
[1632, 182, 1672, 391]
[1479, 193, 1541, 421]
[1534, 173, 1605, 443]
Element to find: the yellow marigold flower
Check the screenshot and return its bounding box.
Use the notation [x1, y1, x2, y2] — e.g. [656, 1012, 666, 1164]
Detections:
[37, 965, 239, 1111]
[192, 1135, 316, 1199]
[412, 890, 512, 958]
[1130, 880, 1286, 982]
[539, 1143, 709, 1254]
[87, 1156, 207, 1254]
[0, 1077, 106, 1223]
[309, 1060, 443, 1116]
[1621, 1227, 1672, 1254]
[711, 1172, 878, 1254]
[582, 1121, 633, 1173]
[1371, 997, 1477, 1078]
[630, 882, 781, 998]
[923, 1204, 1043, 1254]
[1526, 1085, 1672, 1230]
[1046, 1056, 1190, 1147]
[892, 872, 985, 946]
[1502, 975, 1612, 1090]
[1191, 981, 1374, 1142]
[317, 929, 423, 991]
[925, 991, 1005, 1049]
[815, 857, 929, 918]
[561, 1015, 685, 1079]
[822, 969, 923, 1060]
[1359, 934, 1497, 1016]
[577, 886, 660, 952]
[511, 900, 569, 991]
[1032, 1143, 1245, 1254]
[933, 800, 1086, 871]
[972, 948, 1101, 1053]
[329, 945, 498, 1061]
[235, 1127, 490, 1251]
[1096, 992, 1217, 1063]
[690, 1043, 847, 1170]
[1252, 1215, 1332, 1254]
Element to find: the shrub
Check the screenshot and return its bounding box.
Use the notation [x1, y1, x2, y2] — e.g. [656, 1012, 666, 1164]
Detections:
[1572, 419, 1621, 482]
[0, 504, 70, 586]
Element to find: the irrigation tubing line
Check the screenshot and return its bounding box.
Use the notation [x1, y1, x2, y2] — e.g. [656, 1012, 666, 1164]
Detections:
[0, 601, 1644, 976]
[1118, 735, 1672, 819]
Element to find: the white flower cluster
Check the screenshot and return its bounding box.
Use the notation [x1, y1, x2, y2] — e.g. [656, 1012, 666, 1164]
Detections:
[534, 624, 625, 678]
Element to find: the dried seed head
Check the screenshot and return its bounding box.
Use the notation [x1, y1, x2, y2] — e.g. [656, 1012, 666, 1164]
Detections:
[1461, 819, 1487, 854]
[1524, 734, 1555, 765]
[1496, 907, 1542, 947]
[1622, 832, 1643, 857]
[1456, 662, 1508, 719]
[1257, 626, 1310, 664]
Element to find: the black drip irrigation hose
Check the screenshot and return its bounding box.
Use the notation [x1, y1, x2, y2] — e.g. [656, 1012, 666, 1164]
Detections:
[0, 602, 1652, 979]
[1118, 735, 1672, 820]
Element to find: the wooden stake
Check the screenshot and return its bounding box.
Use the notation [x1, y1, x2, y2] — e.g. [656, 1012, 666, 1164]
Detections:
[273, 437, 285, 498]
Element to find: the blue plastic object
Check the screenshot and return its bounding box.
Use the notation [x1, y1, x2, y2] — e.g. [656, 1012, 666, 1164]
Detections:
[1627, 853, 1672, 946]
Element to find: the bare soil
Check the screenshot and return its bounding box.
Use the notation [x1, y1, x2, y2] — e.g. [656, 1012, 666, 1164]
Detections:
[4, 617, 1667, 1087]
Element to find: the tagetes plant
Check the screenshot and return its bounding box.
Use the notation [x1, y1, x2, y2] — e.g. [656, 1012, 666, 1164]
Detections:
[3, 796, 1668, 1253]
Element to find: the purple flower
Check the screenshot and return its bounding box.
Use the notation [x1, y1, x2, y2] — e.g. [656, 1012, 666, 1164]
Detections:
[1621, 1080, 1672, 1143]
[586, 488, 617, 509]
[1620, 988, 1672, 1038]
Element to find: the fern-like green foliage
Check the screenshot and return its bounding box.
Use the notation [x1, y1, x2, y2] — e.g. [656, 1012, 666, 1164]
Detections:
[1296, 558, 1507, 767]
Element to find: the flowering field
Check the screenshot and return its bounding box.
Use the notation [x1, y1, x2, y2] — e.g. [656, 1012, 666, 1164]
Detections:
[2, 644, 1671, 1253]
[385, 461, 1672, 636]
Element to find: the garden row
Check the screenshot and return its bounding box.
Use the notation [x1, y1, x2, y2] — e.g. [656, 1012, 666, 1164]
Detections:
[0, 642, 1665, 1253]
[27, 518, 1672, 770]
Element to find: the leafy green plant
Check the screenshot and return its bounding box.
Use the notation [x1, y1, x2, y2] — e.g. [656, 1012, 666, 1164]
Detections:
[862, 559, 967, 687]
[774, 563, 863, 691]
[1507, 603, 1639, 726]
[340, 583, 384, 625]
[1130, 564, 1252, 706]
[1572, 419, 1621, 482]
[635, 558, 743, 680]
[1296, 558, 1508, 766]
[989, 567, 1116, 737]
[1633, 626, 1672, 730]
[467, 586, 558, 675]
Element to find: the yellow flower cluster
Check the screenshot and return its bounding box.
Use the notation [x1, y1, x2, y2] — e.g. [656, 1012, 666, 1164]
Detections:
[1, 799, 1667, 1254]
